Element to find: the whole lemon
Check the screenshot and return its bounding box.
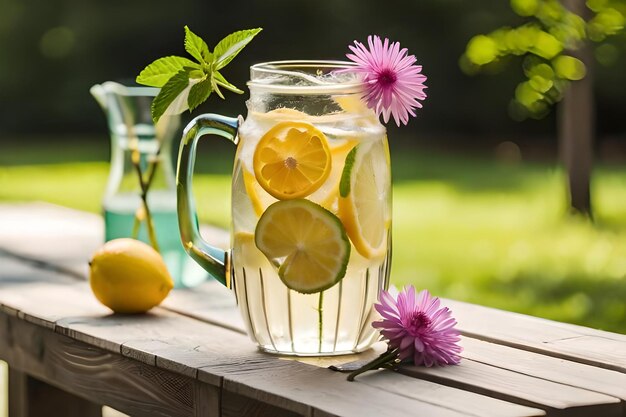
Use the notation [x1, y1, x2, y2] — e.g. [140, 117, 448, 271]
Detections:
[89, 238, 174, 314]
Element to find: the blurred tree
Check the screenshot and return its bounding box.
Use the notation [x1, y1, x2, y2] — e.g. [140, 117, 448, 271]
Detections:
[460, 0, 625, 216]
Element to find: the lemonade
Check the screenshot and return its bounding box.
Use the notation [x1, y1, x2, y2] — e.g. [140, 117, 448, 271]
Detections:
[176, 61, 393, 355]
[231, 104, 391, 355]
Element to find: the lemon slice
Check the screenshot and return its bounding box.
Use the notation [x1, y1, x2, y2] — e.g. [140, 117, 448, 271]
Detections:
[253, 107, 309, 121]
[242, 168, 275, 217]
[232, 163, 262, 232]
[309, 137, 359, 211]
[253, 121, 332, 200]
[255, 199, 350, 294]
[233, 231, 269, 268]
[338, 142, 391, 259]
[334, 95, 371, 114]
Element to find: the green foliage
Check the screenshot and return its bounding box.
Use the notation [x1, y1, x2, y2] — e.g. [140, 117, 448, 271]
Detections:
[184, 26, 211, 63]
[136, 26, 262, 123]
[150, 70, 192, 122]
[461, 0, 625, 120]
[136, 56, 200, 88]
[213, 28, 263, 70]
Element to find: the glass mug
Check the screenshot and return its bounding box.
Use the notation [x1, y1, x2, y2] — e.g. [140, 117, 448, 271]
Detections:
[177, 61, 391, 356]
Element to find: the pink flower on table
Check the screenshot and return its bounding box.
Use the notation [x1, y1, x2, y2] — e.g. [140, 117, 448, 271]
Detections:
[346, 35, 428, 126]
[373, 286, 462, 367]
[340, 286, 462, 381]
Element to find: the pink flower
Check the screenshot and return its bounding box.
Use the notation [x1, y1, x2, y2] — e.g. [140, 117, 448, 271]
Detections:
[373, 286, 462, 367]
[346, 35, 428, 126]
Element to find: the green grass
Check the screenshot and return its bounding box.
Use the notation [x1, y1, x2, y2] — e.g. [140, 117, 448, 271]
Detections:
[1, 138, 625, 333]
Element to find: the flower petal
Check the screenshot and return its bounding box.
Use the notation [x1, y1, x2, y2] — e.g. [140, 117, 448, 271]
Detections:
[345, 35, 427, 126]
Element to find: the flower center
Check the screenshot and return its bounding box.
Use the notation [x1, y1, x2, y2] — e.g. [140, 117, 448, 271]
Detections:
[377, 69, 397, 86]
[407, 311, 431, 335]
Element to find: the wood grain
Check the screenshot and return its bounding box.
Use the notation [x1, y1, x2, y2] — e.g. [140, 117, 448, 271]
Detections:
[353, 370, 546, 417]
[0, 312, 207, 417]
[398, 359, 621, 417]
[461, 336, 626, 402]
[55, 298, 485, 416]
[222, 391, 304, 417]
[0, 287, 495, 417]
[445, 298, 626, 373]
[0, 270, 479, 417]
[0, 202, 102, 277]
[161, 281, 246, 334]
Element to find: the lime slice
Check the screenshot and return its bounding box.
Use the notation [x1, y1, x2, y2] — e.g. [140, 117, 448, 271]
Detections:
[338, 141, 390, 259]
[255, 199, 350, 294]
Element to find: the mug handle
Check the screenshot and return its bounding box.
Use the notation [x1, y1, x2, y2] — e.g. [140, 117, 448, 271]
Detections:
[176, 113, 239, 288]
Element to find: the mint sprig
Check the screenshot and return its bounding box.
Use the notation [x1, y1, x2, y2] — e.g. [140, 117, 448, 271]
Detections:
[137, 26, 262, 123]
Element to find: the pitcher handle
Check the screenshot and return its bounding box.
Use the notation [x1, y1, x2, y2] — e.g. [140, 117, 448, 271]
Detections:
[176, 113, 239, 287]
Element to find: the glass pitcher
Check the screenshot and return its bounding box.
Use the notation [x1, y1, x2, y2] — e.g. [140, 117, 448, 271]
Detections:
[177, 61, 391, 356]
[91, 81, 207, 288]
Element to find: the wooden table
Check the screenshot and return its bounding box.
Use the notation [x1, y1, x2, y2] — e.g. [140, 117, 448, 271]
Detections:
[0, 203, 624, 417]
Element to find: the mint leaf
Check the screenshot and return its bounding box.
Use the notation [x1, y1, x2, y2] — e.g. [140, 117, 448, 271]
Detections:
[211, 78, 225, 99]
[151, 70, 190, 123]
[213, 71, 244, 94]
[188, 78, 212, 111]
[184, 26, 211, 64]
[137, 56, 200, 87]
[214, 28, 262, 70]
[137, 26, 262, 121]
[187, 68, 205, 79]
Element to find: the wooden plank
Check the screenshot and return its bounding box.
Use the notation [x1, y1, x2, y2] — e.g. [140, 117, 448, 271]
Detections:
[162, 275, 626, 378]
[0, 254, 76, 288]
[0, 203, 241, 332]
[222, 391, 303, 417]
[350, 370, 546, 417]
[398, 359, 621, 417]
[161, 281, 246, 334]
[0, 274, 507, 417]
[7, 367, 27, 417]
[54, 296, 542, 417]
[0, 311, 211, 417]
[216, 361, 476, 417]
[8, 368, 101, 417]
[0, 360, 7, 417]
[0, 235, 487, 417]
[446, 298, 626, 373]
[0, 202, 102, 277]
[0, 202, 228, 277]
[461, 337, 626, 402]
[54, 298, 481, 416]
[194, 382, 221, 417]
[0, 266, 111, 330]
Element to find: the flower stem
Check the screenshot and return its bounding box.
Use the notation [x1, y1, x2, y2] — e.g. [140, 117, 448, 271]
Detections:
[131, 207, 142, 239]
[347, 348, 400, 381]
[130, 145, 162, 253]
[318, 291, 324, 353]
